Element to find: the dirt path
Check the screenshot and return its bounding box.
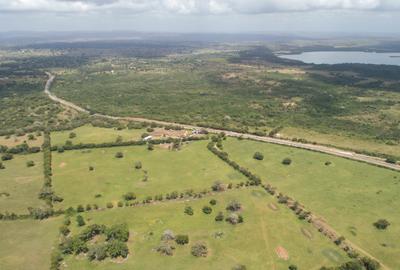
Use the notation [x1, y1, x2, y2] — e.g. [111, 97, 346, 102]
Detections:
[44, 72, 400, 172]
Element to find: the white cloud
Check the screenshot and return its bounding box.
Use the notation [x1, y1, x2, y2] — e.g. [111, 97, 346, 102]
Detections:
[1, 0, 400, 14]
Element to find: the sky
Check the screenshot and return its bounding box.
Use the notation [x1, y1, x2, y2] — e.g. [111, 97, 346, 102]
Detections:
[1, 0, 400, 33]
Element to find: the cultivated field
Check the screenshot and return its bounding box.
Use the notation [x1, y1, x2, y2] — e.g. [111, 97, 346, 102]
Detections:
[52, 141, 247, 209]
[51, 125, 146, 146]
[0, 153, 45, 214]
[63, 188, 348, 270]
[223, 138, 400, 269]
[0, 218, 60, 270]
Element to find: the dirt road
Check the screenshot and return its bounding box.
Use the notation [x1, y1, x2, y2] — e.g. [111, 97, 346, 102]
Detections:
[44, 72, 400, 172]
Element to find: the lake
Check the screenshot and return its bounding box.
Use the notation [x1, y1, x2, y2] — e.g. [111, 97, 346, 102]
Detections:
[278, 51, 400, 66]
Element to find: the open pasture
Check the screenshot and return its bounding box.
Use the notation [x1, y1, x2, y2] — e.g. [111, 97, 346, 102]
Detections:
[52, 141, 247, 209]
[223, 138, 400, 269]
[51, 125, 146, 146]
[64, 188, 348, 270]
[0, 218, 60, 270]
[0, 153, 45, 214]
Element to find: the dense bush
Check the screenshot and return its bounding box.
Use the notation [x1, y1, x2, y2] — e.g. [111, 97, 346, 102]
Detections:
[202, 206, 212, 214]
[1, 153, 13, 161]
[26, 160, 35, 167]
[253, 152, 264, 160]
[115, 152, 124, 158]
[209, 199, 217, 205]
[106, 224, 129, 242]
[215, 212, 224, 222]
[373, 219, 390, 230]
[106, 240, 129, 258]
[175, 234, 189, 245]
[76, 215, 85, 226]
[282, 158, 292, 165]
[184, 206, 194, 216]
[123, 192, 136, 201]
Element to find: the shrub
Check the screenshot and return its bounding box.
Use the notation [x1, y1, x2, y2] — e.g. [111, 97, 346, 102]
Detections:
[106, 240, 129, 258]
[26, 160, 35, 167]
[123, 192, 136, 201]
[226, 200, 241, 211]
[202, 206, 212, 215]
[288, 265, 298, 270]
[76, 215, 85, 226]
[69, 132, 76, 139]
[156, 243, 175, 256]
[215, 212, 224, 222]
[191, 242, 208, 257]
[0, 162, 4, 169]
[175, 234, 189, 245]
[184, 206, 194, 216]
[385, 157, 397, 164]
[211, 181, 225, 192]
[115, 152, 124, 158]
[226, 213, 243, 225]
[1, 153, 13, 161]
[282, 158, 292, 165]
[57, 146, 65, 153]
[77, 205, 84, 212]
[117, 201, 123, 207]
[83, 204, 91, 212]
[89, 166, 94, 171]
[209, 199, 217, 205]
[88, 244, 107, 261]
[253, 152, 264, 160]
[147, 143, 154, 151]
[106, 202, 114, 208]
[360, 257, 380, 270]
[134, 161, 142, 169]
[28, 207, 54, 219]
[373, 219, 390, 230]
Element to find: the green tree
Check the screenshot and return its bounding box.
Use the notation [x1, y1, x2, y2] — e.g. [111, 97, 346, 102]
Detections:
[175, 234, 189, 245]
[76, 215, 85, 227]
[253, 152, 264, 160]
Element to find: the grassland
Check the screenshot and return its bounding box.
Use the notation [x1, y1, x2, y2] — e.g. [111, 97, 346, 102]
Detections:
[52, 141, 247, 209]
[0, 153, 45, 214]
[0, 218, 60, 270]
[64, 188, 348, 270]
[223, 138, 400, 269]
[279, 126, 400, 158]
[51, 125, 146, 146]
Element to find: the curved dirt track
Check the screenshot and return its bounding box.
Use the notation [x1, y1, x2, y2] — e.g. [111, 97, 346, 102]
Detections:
[45, 72, 400, 172]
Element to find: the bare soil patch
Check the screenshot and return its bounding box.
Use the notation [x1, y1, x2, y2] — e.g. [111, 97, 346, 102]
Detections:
[268, 203, 278, 211]
[275, 246, 289, 260]
[59, 162, 67, 168]
[301, 228, 313, 239]
[14, 176, 34, 184]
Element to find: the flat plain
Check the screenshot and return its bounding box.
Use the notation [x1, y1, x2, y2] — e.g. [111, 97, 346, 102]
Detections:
[223, 138, 400, 269]
[63, 188, 348, 270]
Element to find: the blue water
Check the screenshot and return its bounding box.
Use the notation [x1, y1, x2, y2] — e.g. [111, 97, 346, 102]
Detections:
[278, 51, 400, 66]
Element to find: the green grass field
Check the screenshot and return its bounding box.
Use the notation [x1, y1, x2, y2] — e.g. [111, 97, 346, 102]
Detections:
[51, 125, 146, 146]
[0, 218, 60, 270]
[52, 141, 247, 209]
[64, 188, 348, 270]
[223, 138, 400, 269]
[0, 153, 45, 214]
